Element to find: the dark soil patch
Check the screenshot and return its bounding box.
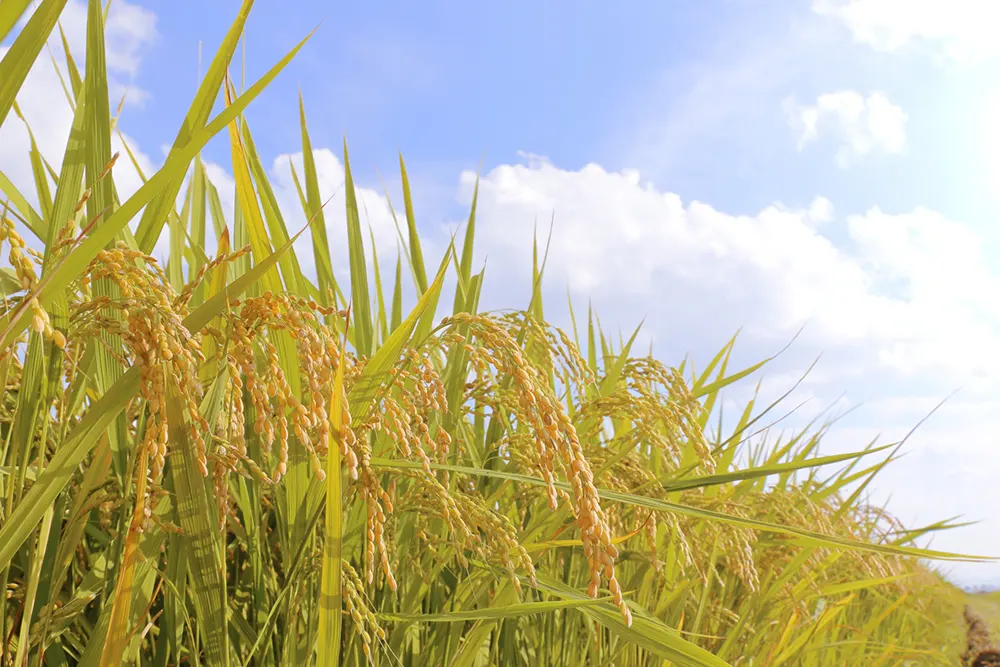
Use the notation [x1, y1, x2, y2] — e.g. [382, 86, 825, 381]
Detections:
[964, 605, 1000, 666]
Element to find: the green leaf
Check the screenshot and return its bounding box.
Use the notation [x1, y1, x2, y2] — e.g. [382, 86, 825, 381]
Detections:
[166, 384, 229, 666]
[0, 171, 44, 240]
[527, 572, 732, 667]
[378, 597, 612, 624]
[370, 458, 990, 563]
[452, 173, 478, 314]
[299, 92, 335, 296]
[348, 236, 452, 426]
[0, 0, 33, 42]
[241, 120, 305, 292]
[133, 0, 257, 253]
[693, 332, 800, 399]
[342, 139, 374, 357]
[0, 0, 69, 129]
[316, 314, 349, 667]
[647, 444, 895, 494]
[0, 26, 314, 350]
[390, 252, 403, 332]
[398, 154, 427, 295]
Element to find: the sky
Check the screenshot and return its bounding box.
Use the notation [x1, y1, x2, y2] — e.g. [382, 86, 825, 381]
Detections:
[3, 0, 1000, 586]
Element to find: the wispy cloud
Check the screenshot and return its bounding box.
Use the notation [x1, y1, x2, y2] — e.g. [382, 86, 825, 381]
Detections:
[784, 91, 908, 167]
[813, 0, 1000, 64]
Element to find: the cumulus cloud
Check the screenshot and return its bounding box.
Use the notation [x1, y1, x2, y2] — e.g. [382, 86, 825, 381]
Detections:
[783, 91, 907, 167]
[813, 0, 1000, 64]
[460, 156, 1000, 378]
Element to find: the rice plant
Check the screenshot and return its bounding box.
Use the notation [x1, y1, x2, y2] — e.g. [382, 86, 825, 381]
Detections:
[0, 1, 985, 665]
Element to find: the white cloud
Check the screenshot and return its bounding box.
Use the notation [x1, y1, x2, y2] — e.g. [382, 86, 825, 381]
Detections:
[845, 207, 1000, 381]
[784, 91, 907, 167]
[813, 0, 1000, 64]
[460, 156, 1000, 379]
[807, 196, 836, 225]
[42, 0, 158, 76]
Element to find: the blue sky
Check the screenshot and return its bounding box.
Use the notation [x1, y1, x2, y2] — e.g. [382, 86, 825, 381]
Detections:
[4, 0, 1000, 586]
[124, 0, 1000, 224]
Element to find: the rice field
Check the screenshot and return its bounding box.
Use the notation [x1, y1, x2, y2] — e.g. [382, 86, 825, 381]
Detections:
[0, 1, 992, 665]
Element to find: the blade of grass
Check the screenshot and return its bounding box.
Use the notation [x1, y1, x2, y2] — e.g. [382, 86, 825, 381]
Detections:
[132, 0, 256, 253]
[342, 140, 373, 358]
[316, 307, 350, 666]
[0, 0, 69, 128]
[0, 0, 33, 42]
[0, 27, 315, 350]
[379, 597, 613, 624]
[298, 92, 335, 295]
[165, 381, 229, 665]
[398, 154, 427, 295]
[370, 459, 990, 562]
